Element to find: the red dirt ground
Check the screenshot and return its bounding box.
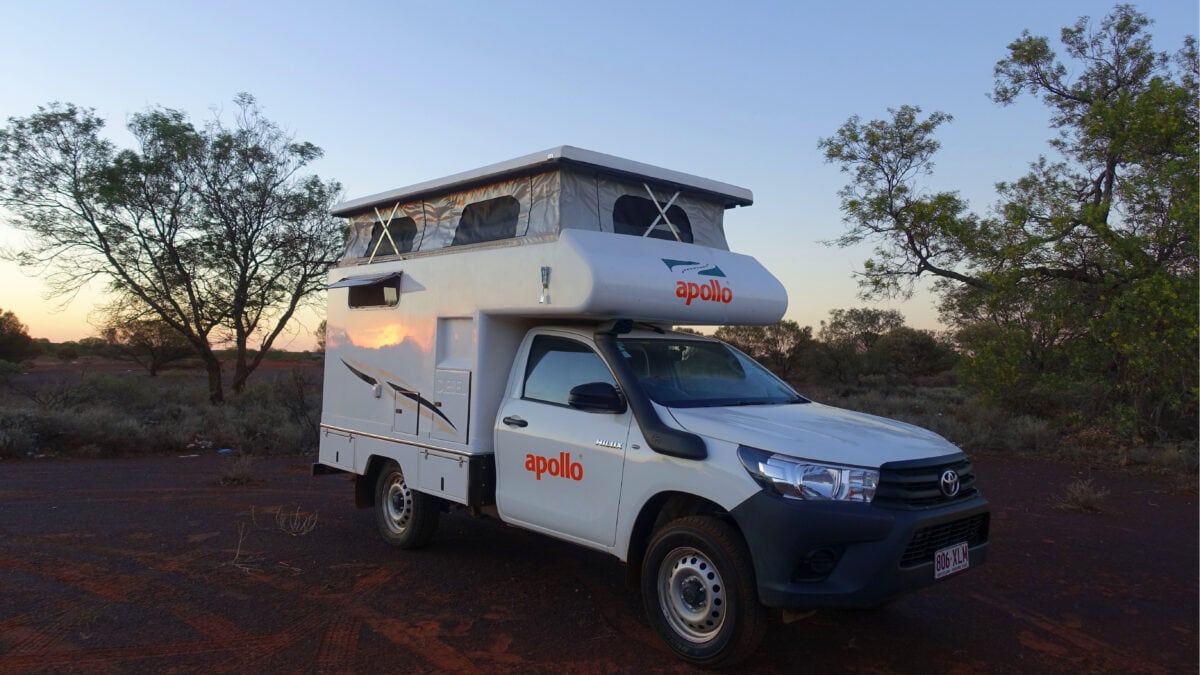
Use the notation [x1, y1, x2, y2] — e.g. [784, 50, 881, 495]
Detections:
[0, 454, 1195, 673]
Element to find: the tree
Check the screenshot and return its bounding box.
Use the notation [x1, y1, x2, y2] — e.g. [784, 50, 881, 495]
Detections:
[818, 105, 983, 298]
[820, 6, 1197, 439]
[0, 309, 39, 364]
[75, 337, 114, 357]
[818, 308, 905, 353]
[100, 299, 196, 375]
[315, 319, 327, 354]
[0, 94, 343, 403]
[713, 320, 816, 382]
[864, 327, 957, 381]
[193, 96, 344, 393]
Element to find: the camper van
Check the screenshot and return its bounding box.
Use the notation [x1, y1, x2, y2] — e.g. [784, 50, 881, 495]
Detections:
[314, 147, 990, 666]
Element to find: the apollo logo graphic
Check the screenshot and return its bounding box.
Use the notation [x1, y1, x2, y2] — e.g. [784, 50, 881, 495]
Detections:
[525, 452, 584, 481]
[663, 259, 733, 306]
[675, 280, 733, 305]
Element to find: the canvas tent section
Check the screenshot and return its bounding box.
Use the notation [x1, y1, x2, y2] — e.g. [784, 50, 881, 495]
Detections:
[334, 146, 750, 265]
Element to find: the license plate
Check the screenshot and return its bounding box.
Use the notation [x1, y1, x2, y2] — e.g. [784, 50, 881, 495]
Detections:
[934, 542, 970, 579]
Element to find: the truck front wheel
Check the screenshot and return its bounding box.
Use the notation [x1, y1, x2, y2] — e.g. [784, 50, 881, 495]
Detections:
[641, 516, 767, 667]
[374, 460, 439, 549]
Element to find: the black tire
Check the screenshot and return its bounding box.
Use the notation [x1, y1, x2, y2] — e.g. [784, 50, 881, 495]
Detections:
[641, 516, 768, 668]
[373, 460, 439, 549]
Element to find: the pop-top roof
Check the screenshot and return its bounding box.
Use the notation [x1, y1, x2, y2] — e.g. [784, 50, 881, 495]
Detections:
[331, 145, 754, 217]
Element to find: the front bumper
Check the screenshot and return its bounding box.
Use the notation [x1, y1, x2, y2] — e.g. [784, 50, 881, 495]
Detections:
[730, 490, 990, 609]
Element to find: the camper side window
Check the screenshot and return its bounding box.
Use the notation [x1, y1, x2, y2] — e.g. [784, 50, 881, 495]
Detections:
[348, 277, 401, 308]
[523, 336, 614, 407]
[452, 196, 520, 246]
[612, 195, 693, 243]
[368, 217, 419, 257]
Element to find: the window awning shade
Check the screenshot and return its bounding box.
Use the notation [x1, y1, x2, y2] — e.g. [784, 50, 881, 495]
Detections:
[325, 272, 401, 289]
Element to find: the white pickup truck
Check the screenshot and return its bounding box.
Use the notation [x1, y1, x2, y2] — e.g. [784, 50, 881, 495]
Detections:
[313, 147, 990, 666]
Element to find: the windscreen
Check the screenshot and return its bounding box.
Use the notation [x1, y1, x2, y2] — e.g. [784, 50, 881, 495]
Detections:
[616, 338, 807, 408]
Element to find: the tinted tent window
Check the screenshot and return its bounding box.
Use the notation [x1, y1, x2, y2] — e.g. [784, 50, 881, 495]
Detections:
[368, 217, 419, 256]
[613, 195, 693, 243]
[523, 336, 614, 406]
[452, 196, 520, 246]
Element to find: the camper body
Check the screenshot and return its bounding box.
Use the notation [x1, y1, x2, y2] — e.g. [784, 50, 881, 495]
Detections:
[315, 147, 990, 666]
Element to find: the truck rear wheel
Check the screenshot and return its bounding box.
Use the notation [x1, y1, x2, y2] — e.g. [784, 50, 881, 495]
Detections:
[641, 516, 767, 667]
[374, 460, 439, 549]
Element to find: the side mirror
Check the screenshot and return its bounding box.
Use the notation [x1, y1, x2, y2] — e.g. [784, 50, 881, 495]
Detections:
[568, 382, 626, 413]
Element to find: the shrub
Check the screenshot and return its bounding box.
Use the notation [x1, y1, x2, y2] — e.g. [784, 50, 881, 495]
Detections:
[0, 364, 322, 458]
[864, 327, 957, 382]
[199, 371, 322, 457]
[219, 455, 258, 485]
[0, 309, 39, 364]
[1054, 478, 1111, 513]
[0, 410, 37, 458]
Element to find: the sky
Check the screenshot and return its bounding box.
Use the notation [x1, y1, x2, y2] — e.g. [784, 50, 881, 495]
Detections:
[1, 0, 1195, 350]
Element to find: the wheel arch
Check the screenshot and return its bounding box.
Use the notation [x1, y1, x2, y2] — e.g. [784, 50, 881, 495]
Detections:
[625, 491, 740, 587]
[355, 454, 389, 508]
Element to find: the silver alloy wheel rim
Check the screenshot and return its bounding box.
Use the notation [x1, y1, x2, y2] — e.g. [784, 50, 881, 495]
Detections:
[658, 546, 726, 643]
[383, 472, 413, 534]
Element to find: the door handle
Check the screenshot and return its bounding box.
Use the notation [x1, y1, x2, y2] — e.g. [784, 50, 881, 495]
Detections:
[502, 415, 528, 428]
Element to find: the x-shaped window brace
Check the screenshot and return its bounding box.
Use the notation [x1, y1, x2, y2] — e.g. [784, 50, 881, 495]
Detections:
[641, 183, 683, 242]
[366, 183, 681, 262]
[367, 204, 402, 264]
[368, 203, 429, 263]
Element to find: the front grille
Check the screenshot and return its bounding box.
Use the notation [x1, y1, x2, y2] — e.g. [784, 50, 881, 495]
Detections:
[874, 456, 978, 510]
[899, 513, 990, 567]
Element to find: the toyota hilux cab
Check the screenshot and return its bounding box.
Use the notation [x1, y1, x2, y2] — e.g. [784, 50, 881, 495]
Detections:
[314, 146, 990, 667]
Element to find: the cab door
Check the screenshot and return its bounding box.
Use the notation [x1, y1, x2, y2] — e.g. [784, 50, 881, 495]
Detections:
[494, 333, 631, 547]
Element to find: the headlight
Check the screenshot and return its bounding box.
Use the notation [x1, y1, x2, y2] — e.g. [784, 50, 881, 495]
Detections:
[737, 446, 878, 503]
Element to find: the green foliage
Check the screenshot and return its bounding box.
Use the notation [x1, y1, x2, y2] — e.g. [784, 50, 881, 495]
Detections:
[809, 339, 862, 384]
[817, 106, 984, 297]
[818, 307, 905, 353]
[821, 6, 1198, 440]
[1090, 271, 1198, 437]
[865, 327, 958, 381]
[0, 309, 39, 364]
[715, 312, 957, 386]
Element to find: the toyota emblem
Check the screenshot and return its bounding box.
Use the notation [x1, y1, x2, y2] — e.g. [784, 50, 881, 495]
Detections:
[940, 470, 961, 497]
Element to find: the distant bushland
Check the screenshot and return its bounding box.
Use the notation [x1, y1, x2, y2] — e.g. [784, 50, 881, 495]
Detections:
[0, 363, 321, 460]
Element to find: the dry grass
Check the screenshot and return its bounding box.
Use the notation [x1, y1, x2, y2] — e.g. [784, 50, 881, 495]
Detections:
[218, 455, 258, 486]
[1054, 478, 1112, 513]
[0, 365, 322, 459]
[274, 505, 318, 536]
[224, 522, 264, 572]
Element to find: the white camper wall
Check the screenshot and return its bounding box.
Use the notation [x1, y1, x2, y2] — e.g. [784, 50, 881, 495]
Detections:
[320, 229, 787, 458]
